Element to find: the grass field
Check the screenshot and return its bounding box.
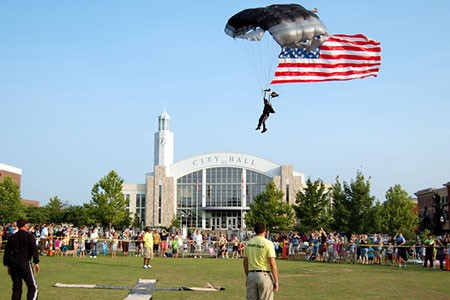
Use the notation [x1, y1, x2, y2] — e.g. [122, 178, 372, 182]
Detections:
[1, 254, 450, 300]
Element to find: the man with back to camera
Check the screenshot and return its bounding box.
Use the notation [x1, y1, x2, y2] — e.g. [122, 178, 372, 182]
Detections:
[3, 219, 40, 300]
[243, 222, 279, 300]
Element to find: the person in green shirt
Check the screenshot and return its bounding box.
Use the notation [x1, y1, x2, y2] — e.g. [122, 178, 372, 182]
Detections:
[171, 235, 179, 258]
[243, 223, 279, 300]
[423, 233, 435, 268]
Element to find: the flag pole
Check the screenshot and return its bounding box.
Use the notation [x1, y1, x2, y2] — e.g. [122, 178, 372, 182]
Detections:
[196, 181, 199, 228]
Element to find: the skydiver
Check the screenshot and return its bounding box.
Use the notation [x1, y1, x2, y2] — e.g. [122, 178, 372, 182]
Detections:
[255, 89, 278, 133]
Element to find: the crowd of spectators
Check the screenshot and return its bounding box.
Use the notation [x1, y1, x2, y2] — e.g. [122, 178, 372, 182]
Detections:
[270, 228, 450, 270]
[1, 222, 449, 270]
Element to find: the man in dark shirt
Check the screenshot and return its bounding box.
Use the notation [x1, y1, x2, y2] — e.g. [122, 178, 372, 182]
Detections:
[3, 219, 40, 300]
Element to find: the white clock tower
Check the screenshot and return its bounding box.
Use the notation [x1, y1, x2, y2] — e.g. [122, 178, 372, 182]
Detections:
[153, 111, 174, 167]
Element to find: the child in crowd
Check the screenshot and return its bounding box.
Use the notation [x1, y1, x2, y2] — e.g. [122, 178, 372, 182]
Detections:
[385, 242, 394, 266]
[171, 235, 179, 258]
[238, 242, 245, 258]
[54, 237, 61, 256]
[338, 237, 346, 263]
[368, 246, 375, 264]
[182, 238, 188, 258]
[79, 233, 86, 258]
[111, 232, 118, 258]
[165, 241, 173, 258]
[231, 235, 240, 259]
[61, 234, 70, 256]
[349, 240, 357, 264]
[72, 231, 79, 258]
[102, 241, 108, 256]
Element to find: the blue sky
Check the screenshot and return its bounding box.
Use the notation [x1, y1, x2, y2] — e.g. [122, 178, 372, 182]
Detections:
[1, 1, 449, 205]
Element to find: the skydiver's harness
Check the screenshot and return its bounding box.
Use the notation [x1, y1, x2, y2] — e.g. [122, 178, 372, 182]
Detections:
[263, 88, 279, 104]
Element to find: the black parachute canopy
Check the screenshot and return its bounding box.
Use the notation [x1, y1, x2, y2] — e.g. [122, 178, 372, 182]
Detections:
[225, 4, 329, 50]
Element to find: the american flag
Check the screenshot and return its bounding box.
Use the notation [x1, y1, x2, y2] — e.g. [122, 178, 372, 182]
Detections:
[271, 34, 381, 84]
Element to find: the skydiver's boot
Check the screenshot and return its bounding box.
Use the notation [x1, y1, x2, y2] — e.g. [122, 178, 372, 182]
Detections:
[255, 126, 260, 130]
[261, 128, 267, 133]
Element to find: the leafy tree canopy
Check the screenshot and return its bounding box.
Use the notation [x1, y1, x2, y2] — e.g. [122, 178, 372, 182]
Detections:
[91, 170, 129, 229]
[244, 182, 294, 232]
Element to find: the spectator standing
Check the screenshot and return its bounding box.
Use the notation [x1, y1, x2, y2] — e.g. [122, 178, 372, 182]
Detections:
[385, 241, 394, 266]
[3, 219, 39, 300]
[326, 233, 336, 263]
[218, 234, 228, 258]
[423, 233, 435, 269]
[176, 233, 185, 258]
[395, 233, 407, 268]
[122, 229, 130, 257]
[349, 239, 357, 264]
[40, 224, 48, 256]
[338, 237, 347, 263]
[111, 232, 119, 258]
[360, 235, 369, 265]
[243, 222, 278, 300]
[143, 227, 153, 269]
[160, 230, 169, 257]
[232, 235, 240, 258]
[435, 238, 445, 270]
[289, 232, 301, 259]
[90, 228, 99, 258]
[153, 230, 161, 256]
[193, 229, 203, 258]
[72, 230, 79, 258]
[79, 232, 86, 258]
[171, 235, 179, 258]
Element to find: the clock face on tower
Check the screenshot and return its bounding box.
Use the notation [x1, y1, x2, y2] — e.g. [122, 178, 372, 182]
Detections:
[159, 138, 165, 145]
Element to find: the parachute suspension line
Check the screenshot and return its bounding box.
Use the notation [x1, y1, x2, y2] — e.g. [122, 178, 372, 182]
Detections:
[234, 39, 265, 90]
[261, 34, 281, 90]
[233, 36, 280, 91]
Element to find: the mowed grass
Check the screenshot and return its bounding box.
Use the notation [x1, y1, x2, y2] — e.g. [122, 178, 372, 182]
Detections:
[1, 254, 450, 300]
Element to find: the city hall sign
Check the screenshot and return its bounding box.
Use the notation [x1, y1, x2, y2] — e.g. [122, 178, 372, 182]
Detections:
[168, 152, 281, 178]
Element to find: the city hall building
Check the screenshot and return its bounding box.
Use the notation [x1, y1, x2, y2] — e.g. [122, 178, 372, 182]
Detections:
[123, 111, 308, 230]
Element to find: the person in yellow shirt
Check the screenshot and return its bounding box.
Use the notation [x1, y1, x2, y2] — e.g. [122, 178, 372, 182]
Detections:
[153, 230, 161, 256]
[143, 227, 153, 269]
[243, 223, 279, 300]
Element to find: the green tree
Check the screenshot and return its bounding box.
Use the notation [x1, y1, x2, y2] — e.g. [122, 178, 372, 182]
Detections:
[294, 178, 330, 231]
[91, 170, 129, 230]
[366, 201, 383, 233]
[0, 176, 24, 224]
[331, 177, 351, 233]
[244, 182, 294, 232]
[24, 205, 48, 225]
[45, 196, 68, 224]
[344, 170, 376, 233]
[380, 184, 419, 237]
[132, 212, 140, 228]
[331, 171, 376, 234]
[170, 215, 180, 229]
[63, 204, 97, 227]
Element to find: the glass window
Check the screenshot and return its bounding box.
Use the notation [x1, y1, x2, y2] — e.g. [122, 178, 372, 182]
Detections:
[177, 170, 202, 227]
[245, 170, 272, 206]
[136, 194, 140, 208]
[141, 194, 146, 207]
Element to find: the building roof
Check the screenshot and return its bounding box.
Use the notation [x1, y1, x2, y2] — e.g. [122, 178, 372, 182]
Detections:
[0, 163, 22, 175]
